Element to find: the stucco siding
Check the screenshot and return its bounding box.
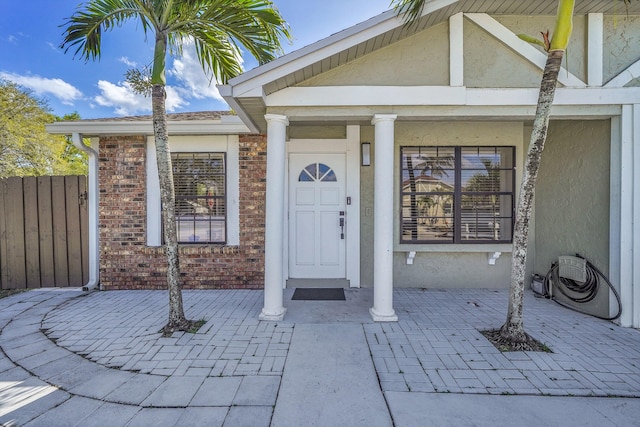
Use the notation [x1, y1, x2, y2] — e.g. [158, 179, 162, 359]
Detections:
[288, 125, 346, 139]
[297, 22, 450, 87]
[533, 120, 611, 317]
[493, 15, 588, 85]
[392, 252, 509, 288]
[360, 126, 375, 287]
[293, 13, 640, 91]
[464, 17, 556, 88]
[604, 15, 640, 84]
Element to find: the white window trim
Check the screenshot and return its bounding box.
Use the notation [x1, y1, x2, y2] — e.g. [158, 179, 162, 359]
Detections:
[147, 135, 240, 246]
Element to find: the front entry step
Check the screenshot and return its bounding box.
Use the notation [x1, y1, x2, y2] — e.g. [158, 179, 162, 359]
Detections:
[286, 278, 350, 289]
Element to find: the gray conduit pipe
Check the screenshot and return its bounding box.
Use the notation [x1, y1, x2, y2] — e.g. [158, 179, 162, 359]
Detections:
[72, 133, 100, 291]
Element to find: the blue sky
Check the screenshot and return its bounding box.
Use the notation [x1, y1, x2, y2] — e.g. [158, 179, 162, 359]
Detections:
[0, 1, 393, 119]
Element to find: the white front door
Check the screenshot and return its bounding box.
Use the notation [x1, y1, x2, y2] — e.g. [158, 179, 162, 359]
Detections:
[289, 153, 346, 278]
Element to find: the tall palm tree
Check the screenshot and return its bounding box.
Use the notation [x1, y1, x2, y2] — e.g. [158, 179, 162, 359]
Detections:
[392, 0, 575, 345]
[60, 0, 291, 334]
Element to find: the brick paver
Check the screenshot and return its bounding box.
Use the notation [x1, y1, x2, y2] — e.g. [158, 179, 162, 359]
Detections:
[40, 290, 293, 378]
[1, 287, 640, 426]
[365, 289, 640, 397]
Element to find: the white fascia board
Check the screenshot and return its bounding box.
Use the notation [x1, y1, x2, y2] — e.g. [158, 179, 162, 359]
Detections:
[467, 87, 640, 106]
[219, 83, 265, 104]
[465, 13, 586, 88]
[266, 86, 467, 107]
[282, 105, 619, 121]
[605, 59, 640, 88]
[228, 0, 460, 95]
[266, 86, 640, 108]
[46, 116, 251, 136]
[219, 84, 262, 133]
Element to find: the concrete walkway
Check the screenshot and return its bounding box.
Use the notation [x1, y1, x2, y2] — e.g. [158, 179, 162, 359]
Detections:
[272, 324, 391, 426]
[1, 287, 639, 426]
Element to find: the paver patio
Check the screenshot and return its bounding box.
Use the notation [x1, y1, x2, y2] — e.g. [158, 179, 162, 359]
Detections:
[1, 287, 640, 426]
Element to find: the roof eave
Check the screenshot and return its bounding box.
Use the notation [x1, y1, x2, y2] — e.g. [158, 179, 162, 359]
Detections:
[46, 115, 251, 137]
[226, 0, 463, 91]
[219, 85, 263, 133]
[220, 0, 460, 127]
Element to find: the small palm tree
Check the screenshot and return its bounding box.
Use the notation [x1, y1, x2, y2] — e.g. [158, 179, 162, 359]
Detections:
[501, 0, 575, 344]
[61, 0, 291, 334]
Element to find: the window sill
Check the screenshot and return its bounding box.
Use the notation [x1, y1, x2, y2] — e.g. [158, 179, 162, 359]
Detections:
[394, 243, 512, 253]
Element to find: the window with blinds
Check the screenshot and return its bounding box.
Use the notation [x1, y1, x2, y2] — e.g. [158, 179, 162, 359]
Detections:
[400, 146, 515, 244]
[171, 152, 226, 244]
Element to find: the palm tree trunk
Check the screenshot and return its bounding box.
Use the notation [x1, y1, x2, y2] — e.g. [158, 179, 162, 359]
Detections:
[152, 84, 190, 333]
[501, 50, 564, 342]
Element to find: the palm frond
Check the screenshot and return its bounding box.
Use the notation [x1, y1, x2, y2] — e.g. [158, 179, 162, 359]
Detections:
[167, 0, 291, 82]
[392, 0, 427, 26]
[62, 0, 291, 84]
[60, 0, 152, 61]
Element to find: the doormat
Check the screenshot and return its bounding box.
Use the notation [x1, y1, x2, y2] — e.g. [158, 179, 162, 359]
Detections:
[291, 288, 346, 301]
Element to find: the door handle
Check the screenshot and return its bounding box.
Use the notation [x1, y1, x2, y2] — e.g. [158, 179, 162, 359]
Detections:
[339, 217, 345, 239]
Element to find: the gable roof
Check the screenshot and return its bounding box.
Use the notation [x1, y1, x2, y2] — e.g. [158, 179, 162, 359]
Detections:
[220, 0, 640, 133]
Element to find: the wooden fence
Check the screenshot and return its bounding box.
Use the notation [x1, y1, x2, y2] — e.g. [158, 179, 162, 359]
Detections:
[0, 176, 88, 289]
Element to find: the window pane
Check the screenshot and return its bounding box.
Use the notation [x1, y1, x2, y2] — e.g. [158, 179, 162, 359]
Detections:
[460, 194, 512, 241]
[305, 164, 317, 179]
[299, 169, 314, 181]
[300, 163, 338, 182]
[400, 146, 456, 243]
[321, 170, 337, 182]
[459, 147, 513, 242]
[318, 163, 330, 176]
[401, 146, 514, 244]
[171, 152, 226, 244]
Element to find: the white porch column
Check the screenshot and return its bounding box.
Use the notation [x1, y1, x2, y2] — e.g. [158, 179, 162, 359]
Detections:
[611, 104, 639, 328]
[634, 104, 640, 328]
[260, 114, 288, 321]
[370, 114, 398, 322]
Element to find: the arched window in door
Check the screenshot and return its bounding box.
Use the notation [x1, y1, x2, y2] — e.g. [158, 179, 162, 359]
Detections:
[298, 163, 337, 182]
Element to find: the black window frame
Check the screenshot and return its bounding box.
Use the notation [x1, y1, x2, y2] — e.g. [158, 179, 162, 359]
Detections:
[169, 152, 227, 245]
[400, 146, 515, 244]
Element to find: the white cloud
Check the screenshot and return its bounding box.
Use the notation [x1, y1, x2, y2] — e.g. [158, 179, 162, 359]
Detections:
[91, 40, 240, 116]
[119, 57, 138, 67]
[167, 41, 239, 102]
[0, 72, 83, 105]
[94, 80, 188, 116]
[94, 80, 148, 115]
[164, 86, 189, 112]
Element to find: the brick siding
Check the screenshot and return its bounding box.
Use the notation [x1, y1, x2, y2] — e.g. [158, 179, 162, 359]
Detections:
[98, 134, 266, 290]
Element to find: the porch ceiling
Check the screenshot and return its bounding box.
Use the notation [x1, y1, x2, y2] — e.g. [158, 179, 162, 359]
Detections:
[224, 0, 640, 133]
